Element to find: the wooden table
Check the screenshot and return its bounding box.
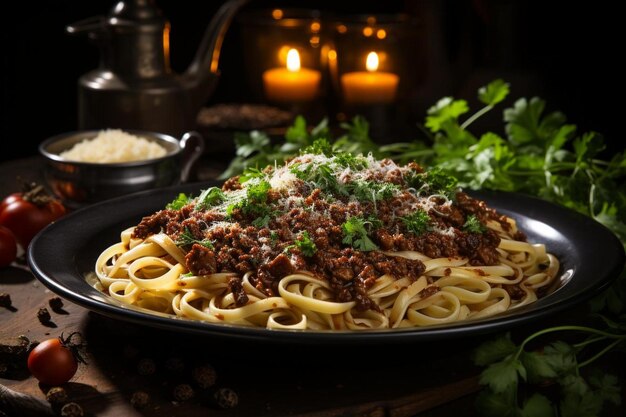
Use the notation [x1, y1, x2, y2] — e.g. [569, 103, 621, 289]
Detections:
[0, 155, 622, 417]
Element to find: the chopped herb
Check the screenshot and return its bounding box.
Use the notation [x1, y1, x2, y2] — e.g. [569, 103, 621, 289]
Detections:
[463, 214, 486, 233]
[195, 187, 225, 211]
[166, 193, 191, 210]
[270, 231, 278, 242]
[425, 167, 459, 197]
[239, 167, 266, 183]
[334, 152, 368, 170]
[351, 180, 400, 203]
[341, 216, 379, 251]
[285, 231, 317, 257]
[302, 138, 333, 156]
[227, 180, 272, 218]
[252, 214, 271, 228]
[175, 227, 214, 249]
[401, 210, 432, 235]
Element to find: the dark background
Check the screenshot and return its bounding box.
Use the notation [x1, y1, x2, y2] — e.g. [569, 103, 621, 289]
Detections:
[1, 0, 623, 162]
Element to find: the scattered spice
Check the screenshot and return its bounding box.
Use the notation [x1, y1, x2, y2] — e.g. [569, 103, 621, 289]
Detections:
[130, 391, 150, 409]
[137, 358, 156, 376]
[192, 364, 217, 389]
[60, 402, 83, 417]
[0, 293, 11, 308]
[46, 387, 68, 406]
[48, 297, 64, 312]
[0, 335, 30, 356]
[37, 307, 51, 324]
[164, 357, 185, 373]
[172, 384, 194, 402]
[214, 388, 238, 409]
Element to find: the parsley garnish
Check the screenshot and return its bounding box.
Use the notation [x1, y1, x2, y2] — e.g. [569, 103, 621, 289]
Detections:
[285, 231, 317, 257]
[351, 180, 400, 203]
[341, 216, 379, 251]
[401, 210, 432, 235]
[195, 187, 225, 211]
[227, 179, 272, 219]
[463, 214, 486, 234]
[174, 227, 214, 249]
[166, 193, 191, 210]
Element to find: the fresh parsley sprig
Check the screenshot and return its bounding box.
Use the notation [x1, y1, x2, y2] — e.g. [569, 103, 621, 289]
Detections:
[341, 216, 379, 251]
[174, 227, 214, 249]
[473, 326, 625, 417]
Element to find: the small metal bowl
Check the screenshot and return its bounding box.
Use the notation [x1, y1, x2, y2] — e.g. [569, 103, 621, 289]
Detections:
[39, 130, 204, 209]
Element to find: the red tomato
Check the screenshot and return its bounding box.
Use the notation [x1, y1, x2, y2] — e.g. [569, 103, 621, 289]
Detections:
[0, 193, 20, 213]
[0, 195, 66, 248]
[27, 338, 78, 385]
[0, 225, 17, 267]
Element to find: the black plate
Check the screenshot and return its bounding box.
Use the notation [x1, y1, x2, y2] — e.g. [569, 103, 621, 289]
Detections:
[28, 183, 625, 343]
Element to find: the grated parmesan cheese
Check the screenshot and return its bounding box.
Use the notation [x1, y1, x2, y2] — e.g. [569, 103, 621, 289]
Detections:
[59, 129, 167, 163]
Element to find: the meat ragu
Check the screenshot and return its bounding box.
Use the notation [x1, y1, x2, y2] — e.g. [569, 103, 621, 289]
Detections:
[131, 153, 522, 310]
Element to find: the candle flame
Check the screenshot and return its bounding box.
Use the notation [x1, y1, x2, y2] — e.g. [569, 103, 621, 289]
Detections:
[366, 52, 379, 72]
[287, 48, 301, 72]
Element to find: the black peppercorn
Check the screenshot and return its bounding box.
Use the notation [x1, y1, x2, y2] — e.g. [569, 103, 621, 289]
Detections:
[192, 364, 217, 389]
[214, 387, 238, 409]
[137, 358, 156, 376]
[37, 307, 51, 324]
[0, 363, 8, 376]
[172, 384, 194, 402]
[60, 402, 84, 417]
[49, 296, 64, 312]
[46, 386, 68, 406]
[0, 293, 11, 308]
[130, 391, 150, 409]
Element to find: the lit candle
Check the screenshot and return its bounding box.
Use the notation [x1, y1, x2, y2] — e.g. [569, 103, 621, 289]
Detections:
[341, 52, 399, 104]
[263, 49, 321, 103]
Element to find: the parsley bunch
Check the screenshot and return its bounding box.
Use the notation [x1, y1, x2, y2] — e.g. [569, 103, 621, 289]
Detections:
[473, 325, 625, 417]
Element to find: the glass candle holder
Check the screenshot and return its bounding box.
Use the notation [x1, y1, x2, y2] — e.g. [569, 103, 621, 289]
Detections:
[328, 14, 421, 139]
[238, 8, 328, 116]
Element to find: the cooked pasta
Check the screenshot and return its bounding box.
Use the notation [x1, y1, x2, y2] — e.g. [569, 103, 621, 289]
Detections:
[95, 152, 559, 330]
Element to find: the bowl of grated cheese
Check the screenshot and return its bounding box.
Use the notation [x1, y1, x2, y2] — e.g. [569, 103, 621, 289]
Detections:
[39, 129, 204, 208]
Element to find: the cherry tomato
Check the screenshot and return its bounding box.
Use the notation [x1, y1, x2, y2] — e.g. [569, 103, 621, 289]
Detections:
[0, 193, 20, 213]
[0, 225, 17, 267]
[0, 193, 66, 248]
[27, 338, 78, 385]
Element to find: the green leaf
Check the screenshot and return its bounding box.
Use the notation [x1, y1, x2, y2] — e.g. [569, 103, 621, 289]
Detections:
[543, 341, 578, 375]
[166, 193, 191, 210]
[425, 97, 469, 132]
[234, 130, 270, 158]
[479, 358, 525, 393]
[463, 214, 486, 234]
[195, 187, 225, 211]
[341, 216, 379, 252]
[520, 351, 558, 383]
[293, 231, 317, 257]
[479, 79, 510, 106]
[588, 371, 621, 405]
[401, 209, 432, 236]
[560, 391, 603, 417]
[520, 393, 554, 417]
[475, 387, 518, 417]
[285, 115, 308, 144]
[472, 332, 517, 366]
[504, 97, 567, 146]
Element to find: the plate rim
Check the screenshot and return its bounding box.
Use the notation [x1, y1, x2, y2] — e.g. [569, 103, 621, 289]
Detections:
[27, 182, 626, 343]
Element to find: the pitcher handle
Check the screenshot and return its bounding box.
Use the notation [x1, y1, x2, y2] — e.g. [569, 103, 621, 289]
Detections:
[179, 131, 205, 183]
